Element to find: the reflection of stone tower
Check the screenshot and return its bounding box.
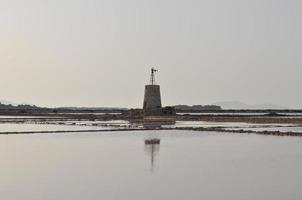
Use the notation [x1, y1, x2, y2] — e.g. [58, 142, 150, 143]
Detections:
[143, 68, 162, 113]
[145, 139, 160, 172]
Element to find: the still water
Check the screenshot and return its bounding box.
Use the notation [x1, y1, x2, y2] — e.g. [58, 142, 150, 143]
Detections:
[1, 130, 302, 200]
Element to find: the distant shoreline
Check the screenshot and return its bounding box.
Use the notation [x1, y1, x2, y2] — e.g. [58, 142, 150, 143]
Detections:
[1, 110, 302, 123]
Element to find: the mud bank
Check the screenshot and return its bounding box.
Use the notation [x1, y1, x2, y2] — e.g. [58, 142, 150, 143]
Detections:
[174, 127, 302, 137]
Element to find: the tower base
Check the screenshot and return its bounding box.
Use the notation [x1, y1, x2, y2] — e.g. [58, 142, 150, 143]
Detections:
[143, 85, 162, 112]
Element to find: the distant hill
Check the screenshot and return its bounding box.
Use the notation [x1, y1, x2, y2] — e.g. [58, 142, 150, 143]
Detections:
[56, 107, 128, 111]
[214, 101, 287, 110]
[0, 100, 34, 106]
[0, 100, 128, 111]
[173, 105, 222, 112]
[0, 102, 39, 109]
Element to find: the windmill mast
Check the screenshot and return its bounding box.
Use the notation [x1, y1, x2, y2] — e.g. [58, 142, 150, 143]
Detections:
[150, 67, 158, 85]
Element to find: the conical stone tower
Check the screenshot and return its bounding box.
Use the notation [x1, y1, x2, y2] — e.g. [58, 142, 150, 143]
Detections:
[143, 68, 162, 114]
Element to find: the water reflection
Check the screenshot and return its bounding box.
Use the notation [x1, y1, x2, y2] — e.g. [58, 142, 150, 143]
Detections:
[2, 131, 302, 200]
[144, 139, 160, 172]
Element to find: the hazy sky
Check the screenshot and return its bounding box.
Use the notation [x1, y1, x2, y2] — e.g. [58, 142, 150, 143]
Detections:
[1, 0, 301, 108]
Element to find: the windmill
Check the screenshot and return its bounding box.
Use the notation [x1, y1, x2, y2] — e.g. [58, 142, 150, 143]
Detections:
[143, 67, 162, 113]
[150, 67, 158, 85]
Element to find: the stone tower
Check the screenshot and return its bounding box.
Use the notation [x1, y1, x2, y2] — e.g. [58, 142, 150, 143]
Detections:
[143, 68, 162, 113]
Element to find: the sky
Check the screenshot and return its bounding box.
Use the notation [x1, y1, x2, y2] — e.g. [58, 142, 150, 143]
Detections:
[0, 0, 301, 108]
